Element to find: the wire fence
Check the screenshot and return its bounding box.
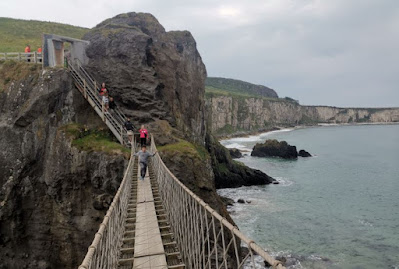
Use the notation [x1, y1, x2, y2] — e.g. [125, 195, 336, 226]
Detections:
[149, 136, 285, 269]
[78, 142, 135, 269]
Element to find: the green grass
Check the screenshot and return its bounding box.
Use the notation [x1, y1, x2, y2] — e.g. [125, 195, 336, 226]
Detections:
[205, 86, 297, 103]
[0, 17, 89, 52]
[0, 60, 40, 92]
[206, 77, 278, 98]
[60, 123, 130, 158]
[157, 139, 209, 161]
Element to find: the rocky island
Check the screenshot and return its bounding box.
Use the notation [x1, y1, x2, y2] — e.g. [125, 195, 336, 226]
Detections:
[251, 139, 312, 159]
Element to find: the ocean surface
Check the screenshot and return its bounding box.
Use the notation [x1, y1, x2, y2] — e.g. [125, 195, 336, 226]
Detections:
[219, 124, 399, 269]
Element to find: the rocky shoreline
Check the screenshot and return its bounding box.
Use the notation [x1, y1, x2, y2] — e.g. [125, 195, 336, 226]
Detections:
[217, 121, 399, 141]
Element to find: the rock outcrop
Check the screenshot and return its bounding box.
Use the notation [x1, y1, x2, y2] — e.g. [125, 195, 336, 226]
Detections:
[0, 62, 127, 268]
[206, 95, 399, 135]
[206, 134, 275, 188]
[229, 148, 242, 158]
[298, 149, 312, 157]
[251, 139, 298, 159]
[83, 12, 207, 143]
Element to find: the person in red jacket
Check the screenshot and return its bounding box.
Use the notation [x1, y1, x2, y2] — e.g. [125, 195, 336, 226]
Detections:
[25, 45, 31, 62]
[99, 82, 107, 96]
[139, 125, 148, 146]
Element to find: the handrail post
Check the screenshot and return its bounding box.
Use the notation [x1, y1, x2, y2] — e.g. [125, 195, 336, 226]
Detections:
[4, 53, 7, 61]
[83, 79, 87, 99]
[120, 124, 124, 145]
[34, 52, 37, 63]
[18, 53, 21, 61]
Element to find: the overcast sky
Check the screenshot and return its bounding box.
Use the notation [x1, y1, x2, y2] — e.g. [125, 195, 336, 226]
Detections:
[1, 0, 398, 107]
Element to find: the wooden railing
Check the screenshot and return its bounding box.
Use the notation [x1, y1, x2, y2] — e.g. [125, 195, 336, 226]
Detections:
[0, 52, 42, 63]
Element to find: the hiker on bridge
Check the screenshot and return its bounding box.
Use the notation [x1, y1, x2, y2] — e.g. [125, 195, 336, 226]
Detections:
[139, 125, 148, 146]
[134, 145, 158, 180]
[124, 118, 135, 144]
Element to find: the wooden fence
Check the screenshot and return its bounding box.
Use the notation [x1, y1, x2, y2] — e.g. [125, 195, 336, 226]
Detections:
[0, 52, 43, 64]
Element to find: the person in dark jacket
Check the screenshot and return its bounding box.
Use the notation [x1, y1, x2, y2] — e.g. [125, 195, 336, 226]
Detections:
[124, 118, 135, 144]
[109, 97, 117, 110]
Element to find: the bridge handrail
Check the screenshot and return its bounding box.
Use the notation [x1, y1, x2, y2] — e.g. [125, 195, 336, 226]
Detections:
[74, 59, 127, 125]
[67, 59, 128, 145]
[150, 136, 285, 269]
[0, 52, 42, 63]
[78, 142, 136, 269]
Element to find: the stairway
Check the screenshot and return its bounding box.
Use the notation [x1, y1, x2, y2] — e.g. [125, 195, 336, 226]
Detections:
[67, 59, 129, 145]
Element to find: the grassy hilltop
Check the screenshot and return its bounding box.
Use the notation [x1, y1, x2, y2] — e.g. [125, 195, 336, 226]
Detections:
[0, 17, 89, 52]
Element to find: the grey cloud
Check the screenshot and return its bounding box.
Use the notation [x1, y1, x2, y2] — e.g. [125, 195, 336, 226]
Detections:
[1, 0, 398, 106]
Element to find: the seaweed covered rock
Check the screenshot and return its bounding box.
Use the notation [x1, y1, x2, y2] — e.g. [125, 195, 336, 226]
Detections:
[251, 139, 298, 159]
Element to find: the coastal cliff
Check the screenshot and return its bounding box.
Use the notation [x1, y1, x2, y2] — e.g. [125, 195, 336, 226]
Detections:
[0, 13, 275, 268]
[206, 95, 399, 135]
[0, 62, 127, 268]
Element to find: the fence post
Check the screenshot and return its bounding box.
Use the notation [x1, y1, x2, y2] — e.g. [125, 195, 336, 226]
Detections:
[4, 53, 7, 60]
[18, 53, 21, 61]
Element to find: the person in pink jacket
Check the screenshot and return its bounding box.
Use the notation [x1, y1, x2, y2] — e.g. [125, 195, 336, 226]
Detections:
[139, 125, 148, 146]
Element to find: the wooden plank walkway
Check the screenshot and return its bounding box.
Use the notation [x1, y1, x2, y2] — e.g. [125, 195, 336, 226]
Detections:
[133, 161, 167, 269]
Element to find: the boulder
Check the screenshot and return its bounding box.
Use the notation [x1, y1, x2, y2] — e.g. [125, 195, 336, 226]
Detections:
[298, 149, 312, 157]
[251, 139, 298, 159]
[229, 148, 242, 158]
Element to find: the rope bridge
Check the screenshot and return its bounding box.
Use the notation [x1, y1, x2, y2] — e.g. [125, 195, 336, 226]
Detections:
[66, 59, 285, 269]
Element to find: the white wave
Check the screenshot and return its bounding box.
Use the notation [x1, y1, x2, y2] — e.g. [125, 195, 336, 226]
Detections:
[221, 128, 294, 145]
[274, 177, 294, 187]
[223, 143, 248, 149]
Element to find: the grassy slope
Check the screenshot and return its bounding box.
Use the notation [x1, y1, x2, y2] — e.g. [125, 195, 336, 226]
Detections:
[0, 61, 40, 92]
[61, 123, 130, 158]
[0, 17, 89, 52]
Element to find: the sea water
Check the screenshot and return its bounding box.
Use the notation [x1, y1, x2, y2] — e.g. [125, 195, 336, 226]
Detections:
[219, 124, 399, 269]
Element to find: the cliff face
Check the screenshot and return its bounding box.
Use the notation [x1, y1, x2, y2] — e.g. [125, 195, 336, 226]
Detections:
[0, 62, 127, 268]
[207, 95, 399, 134]
[83, 12, 207, 143]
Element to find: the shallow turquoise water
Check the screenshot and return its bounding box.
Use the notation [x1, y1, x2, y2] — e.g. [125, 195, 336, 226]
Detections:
[220, 124, 399, 269]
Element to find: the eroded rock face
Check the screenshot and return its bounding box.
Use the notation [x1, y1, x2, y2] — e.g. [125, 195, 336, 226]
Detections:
[0, 67, 127, 268]
[252, 139, 298, 159]
[83, 12, 207, 143]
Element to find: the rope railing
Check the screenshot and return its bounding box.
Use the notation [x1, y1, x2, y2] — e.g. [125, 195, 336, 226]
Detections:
[150, 136, 285, 269]
[0, 52, 42, 63]
[78, 142, 136, 269]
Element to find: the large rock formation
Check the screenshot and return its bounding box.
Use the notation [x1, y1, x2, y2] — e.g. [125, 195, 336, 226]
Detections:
[0, 62, 127, 268]
[207, 95, 399, 135]
[83, 12, 207, 143]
